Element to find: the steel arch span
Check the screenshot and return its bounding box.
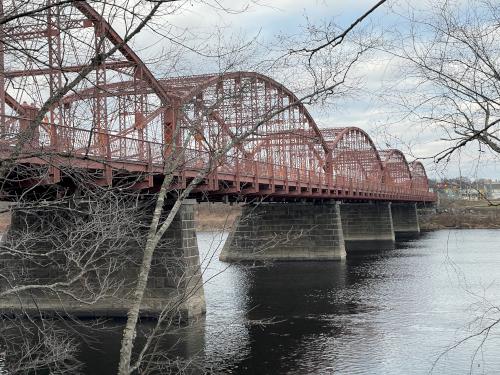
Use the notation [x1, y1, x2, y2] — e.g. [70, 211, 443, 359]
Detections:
[409, 161, 430, 192]
[0, 0, 435, 203]
[379, 149, 412, 188]
[321, 127, 384, 188]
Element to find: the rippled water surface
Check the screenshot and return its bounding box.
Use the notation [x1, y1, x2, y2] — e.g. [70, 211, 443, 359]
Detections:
[5, 229, 500, 374]
[198, 229, 500, 374]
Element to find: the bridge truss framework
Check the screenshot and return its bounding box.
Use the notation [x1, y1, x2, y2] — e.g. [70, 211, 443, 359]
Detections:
[0, 0, 435, 202]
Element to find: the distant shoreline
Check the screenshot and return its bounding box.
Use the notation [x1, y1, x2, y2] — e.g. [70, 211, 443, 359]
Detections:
[419, 206, 500, 230]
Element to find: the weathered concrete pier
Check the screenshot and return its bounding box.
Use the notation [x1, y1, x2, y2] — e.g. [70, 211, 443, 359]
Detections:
[220, 202, 346, 262]
[391, 203, 420, 239]
[0, 198, 426, 319]
[340, 202, 395, 252]
[0, 200, 205, 320]
[220, 201, 422, 261]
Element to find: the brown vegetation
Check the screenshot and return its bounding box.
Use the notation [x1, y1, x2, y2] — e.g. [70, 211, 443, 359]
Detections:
[0, 202, 11, 233]
[420, 199, 500, 230]
[195, 203, 241, 231]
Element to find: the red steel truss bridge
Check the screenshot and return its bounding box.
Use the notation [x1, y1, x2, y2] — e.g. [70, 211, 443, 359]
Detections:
[0, 1, 436, 203]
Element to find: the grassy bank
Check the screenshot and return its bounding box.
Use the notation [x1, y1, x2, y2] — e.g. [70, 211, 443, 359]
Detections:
[0, 202, 11, 232]
[195, 203, 241, 231]
[420, 199, 500, 230]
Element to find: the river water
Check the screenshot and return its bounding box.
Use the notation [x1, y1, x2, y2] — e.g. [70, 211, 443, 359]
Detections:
[4, 229, 500, 374]
[194, 229, 500, 374]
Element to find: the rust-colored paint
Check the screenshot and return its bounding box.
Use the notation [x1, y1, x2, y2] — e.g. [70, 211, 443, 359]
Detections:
[0, 1, 435, 202]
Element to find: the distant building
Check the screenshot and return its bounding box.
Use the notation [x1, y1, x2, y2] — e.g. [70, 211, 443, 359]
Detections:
[435, 181, 488, 200]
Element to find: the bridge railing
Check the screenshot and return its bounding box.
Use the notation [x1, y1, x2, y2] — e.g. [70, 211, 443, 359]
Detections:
[0, 116, 436, 200]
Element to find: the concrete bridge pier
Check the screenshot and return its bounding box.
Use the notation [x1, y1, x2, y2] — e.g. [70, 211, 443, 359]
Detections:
[339, 202, 395, 252]
[391, 203, 420, 239]
[0, 199, 205, 320]
[219, 202, 346, 262]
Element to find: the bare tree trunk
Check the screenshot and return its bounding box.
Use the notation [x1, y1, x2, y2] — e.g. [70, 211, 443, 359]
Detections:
[117, 178, 175, 375]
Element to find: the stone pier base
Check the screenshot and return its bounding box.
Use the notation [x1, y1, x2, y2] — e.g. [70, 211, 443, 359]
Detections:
[339, 202, 395, 252]
[0, 199, 205, 320]
[219, 202, 346, 262]
[391, 203, 420, 239]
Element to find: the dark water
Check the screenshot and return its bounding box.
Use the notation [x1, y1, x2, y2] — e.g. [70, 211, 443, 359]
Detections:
[3, 229, 500, 374]
[198, 229, 500, 374]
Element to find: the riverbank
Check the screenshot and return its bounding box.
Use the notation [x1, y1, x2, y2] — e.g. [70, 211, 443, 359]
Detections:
[0, 202, 10, 232]
[419, 199, 500, 230]
[195, 203, 241, 231]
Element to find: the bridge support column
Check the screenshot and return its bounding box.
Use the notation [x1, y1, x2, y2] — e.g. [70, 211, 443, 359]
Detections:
[391, 203, 420, 239]
[219, 202, 345, 262]
[0, 199, 205, 320]
[339, 202, 395, 252]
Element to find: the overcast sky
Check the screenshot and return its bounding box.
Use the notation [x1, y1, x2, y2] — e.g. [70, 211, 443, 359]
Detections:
[131, 0, 500, 181]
